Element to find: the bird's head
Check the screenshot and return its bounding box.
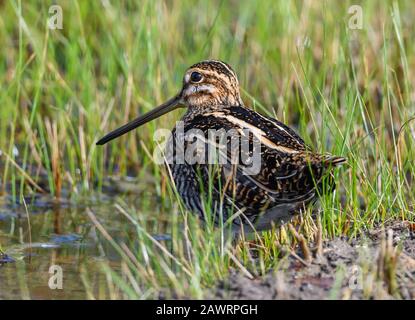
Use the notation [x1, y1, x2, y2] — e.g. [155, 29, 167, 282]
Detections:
[180, 60, 242, 108]
[96, 60, 242, 145]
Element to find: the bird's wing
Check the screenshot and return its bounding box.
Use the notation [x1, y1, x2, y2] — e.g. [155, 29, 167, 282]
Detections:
[183, 110, 343, 209]
[226, 106, 308, 151]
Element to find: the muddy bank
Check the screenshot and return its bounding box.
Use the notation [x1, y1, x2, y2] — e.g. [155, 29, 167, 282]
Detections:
[212, 221, 415, 299]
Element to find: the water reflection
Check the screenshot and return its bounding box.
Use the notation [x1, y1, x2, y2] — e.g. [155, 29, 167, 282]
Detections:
[0, 185, 168, 299]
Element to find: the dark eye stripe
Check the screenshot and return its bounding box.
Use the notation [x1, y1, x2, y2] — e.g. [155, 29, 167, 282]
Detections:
[190, 72, 203, 83]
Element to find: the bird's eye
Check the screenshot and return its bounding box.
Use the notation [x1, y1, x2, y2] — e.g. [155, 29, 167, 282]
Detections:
[190, 72, 203, 83]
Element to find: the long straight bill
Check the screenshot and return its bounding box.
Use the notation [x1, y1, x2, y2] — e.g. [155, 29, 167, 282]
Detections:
[96, 96, 181, 145]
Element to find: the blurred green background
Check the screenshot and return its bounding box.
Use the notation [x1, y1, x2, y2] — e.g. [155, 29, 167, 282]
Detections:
[0, 0, 414, 299]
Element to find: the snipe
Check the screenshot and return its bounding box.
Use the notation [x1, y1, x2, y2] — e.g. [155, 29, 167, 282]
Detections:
[97, 60, 345, 232]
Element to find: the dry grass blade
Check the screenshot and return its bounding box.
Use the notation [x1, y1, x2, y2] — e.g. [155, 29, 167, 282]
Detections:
[288, 223, 312, 264]
[113, 204, 193, 277]
[0, 149, 46, 193]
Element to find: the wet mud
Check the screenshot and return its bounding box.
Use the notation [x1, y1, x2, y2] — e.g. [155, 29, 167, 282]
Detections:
[212, 221, 415, 299]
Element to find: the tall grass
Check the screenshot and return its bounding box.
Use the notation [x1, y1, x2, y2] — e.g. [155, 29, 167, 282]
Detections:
[1, 0, 414, 298]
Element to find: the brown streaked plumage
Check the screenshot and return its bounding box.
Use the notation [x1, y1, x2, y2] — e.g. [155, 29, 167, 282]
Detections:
[97, 60, 346, 232]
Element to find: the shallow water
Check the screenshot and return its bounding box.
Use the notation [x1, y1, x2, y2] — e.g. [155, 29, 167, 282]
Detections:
[0, 181, 168, 299]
